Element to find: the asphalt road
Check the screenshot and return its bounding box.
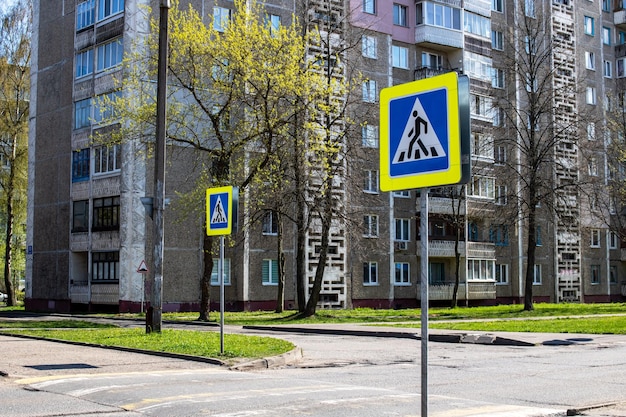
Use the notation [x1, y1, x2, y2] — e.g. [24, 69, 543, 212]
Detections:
[1, 316, 626, 416]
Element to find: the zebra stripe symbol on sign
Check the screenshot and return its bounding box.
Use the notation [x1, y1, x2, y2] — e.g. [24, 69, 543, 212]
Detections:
[211, 196, 227, 225]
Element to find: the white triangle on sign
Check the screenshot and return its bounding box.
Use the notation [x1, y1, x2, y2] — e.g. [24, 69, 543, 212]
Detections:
[137, 260, 149, 273]
[392, 97, 446, 164]
[211, 196, 228, 224]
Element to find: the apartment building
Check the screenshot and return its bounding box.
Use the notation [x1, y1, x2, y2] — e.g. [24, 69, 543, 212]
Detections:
[26, 0, 625, 313]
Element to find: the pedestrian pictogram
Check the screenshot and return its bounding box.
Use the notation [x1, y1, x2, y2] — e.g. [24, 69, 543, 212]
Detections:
[392, 99, 446, 164]
[211, 196, 227, 225]
[379, 72, 470, 191]
[206, 186, 237, 236]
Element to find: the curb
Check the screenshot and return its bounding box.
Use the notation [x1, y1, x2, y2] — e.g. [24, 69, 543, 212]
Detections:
[230, 347, 303, 371]
[243, 325, 536, 347]
[566, 401, 626, 416]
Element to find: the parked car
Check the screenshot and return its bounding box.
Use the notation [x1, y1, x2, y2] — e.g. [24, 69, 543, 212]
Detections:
[0, 292, 7, 303]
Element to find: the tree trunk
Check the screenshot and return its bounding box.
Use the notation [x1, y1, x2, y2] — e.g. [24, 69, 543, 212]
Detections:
[294, 131, 307, 313]
[199, 233, 213, 321]
[524, 201, 537, 311]
[276, 212, 285, 313]
[3, 136, 17, 306]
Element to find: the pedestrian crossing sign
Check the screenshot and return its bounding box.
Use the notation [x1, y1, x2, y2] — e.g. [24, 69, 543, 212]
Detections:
[206, 186, 233, 236]
[380, 72, 466, 191]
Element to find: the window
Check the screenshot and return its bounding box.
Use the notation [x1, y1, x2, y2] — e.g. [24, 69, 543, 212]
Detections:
[603, 27, 611, 45]
[492, 68, 504, 88]
[590, 229, 601, 247]
[96, 38, 123, 72]
[268, 14, 281, 36]
[392, 45, 409, 69]
[98, 0, 124, 21]
[525, 0, 535, 17]
[472, 133, 494, 160]
[394, 190, 410, 198]
[74, 98, 92, 129]
[72, 148, 90, 182]
[493, 107, 504, 127]
[75, 49, 94, 78]
[489, 224, 508, 246]
[363, 215, 379, 237]
[465, 52, 493, 82]
[92, 196, 120, 231]
[604, 60, 612, 78]
[584, 16, 595, 36]
[496, 185, 507, 205]
[362, 35, 377, 59]
[588, 157, 598, 176]
[591, 265, 601, 284]
[416, 2, 461, 30]
[92, 251, 119, 282]
[492, 30, 503, 50]
[464, 12, 490, 38]
[363, 170, 379, 193]
[393, 4, 407, 26]
[586, 87, 596, 105]
[262, 210, 278, 235]
[536, 226, 542, 246]
[422, 52, 443, 70]
[362, 124, 378, 147]
[94, 91, 122, 124]
[468, 222, 479, 241]
[618, 58, 626, 78]
[77, 0, 95, 30]
[470, 175, 495, 199]
[363, 0, 376, 14]
[610, 231, 619, 249]
[533, 264, 542, 285]
[603, 0, 612, 12]
[620, 31, 626, 45]
[470, 94, 492, 119]
[362, 79, 377, 103]
[211, 258, 231, 285]
[363, 262, 378, 285]
[467, 259, 494, 280]
[262, 259, 279, 285]
[395, 262, 410, 285]
[395, 218, 410, 241]
[586, 51, 595, 70]
[587, 123, 596, 141]
[94, 144, 121, 175]
[525, 36, 537, 55]
[496, 264, 509, 284]
[610, 265, 618, 284]
[214, 7, 231, 32]
[495, 145, 507, 165]
[429, 262, 446, 284]
[492, 0, 503, 12]
[72, 200, 89, 232]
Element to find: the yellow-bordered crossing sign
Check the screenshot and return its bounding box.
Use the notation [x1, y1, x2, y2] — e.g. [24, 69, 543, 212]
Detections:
[380, 72, 469, 191]
[206, 186, 234, 236]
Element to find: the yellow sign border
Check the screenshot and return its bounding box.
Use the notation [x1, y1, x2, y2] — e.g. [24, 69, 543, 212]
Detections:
[206, 186, 233, 236]
[380, 72, 461, 191]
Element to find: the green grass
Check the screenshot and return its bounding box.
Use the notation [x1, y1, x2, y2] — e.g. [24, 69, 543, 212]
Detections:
[2, 328, 294, 361]
[0, 320, 116, 329]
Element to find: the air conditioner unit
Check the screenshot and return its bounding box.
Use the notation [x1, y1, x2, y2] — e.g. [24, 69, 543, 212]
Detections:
[394, 241, 408, 251]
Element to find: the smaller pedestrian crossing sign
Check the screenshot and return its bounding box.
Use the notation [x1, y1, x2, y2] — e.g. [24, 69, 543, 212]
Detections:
[206, 186, 234, 236]
[380, 72, 468, 191]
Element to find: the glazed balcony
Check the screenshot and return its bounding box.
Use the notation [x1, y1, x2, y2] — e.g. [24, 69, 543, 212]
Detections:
[416, 240, 495, 258]
[615, 10, 626, 29]
[416, 281, 496, 301]
[415, 25, 463, 50]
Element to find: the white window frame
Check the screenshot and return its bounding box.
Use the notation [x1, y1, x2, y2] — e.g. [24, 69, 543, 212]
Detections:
[93, 144, 121, 176]
[591, 265, 601, 284]
[214, 7, 231, 32]
[587, 122, 596, 141]
[363, 0, 376, 14]
[211, 258, 231, 285]
[591, 229, 601, 247]
[470, 175, 495, 199]
[467, 259, 495, 281]
[262, 259, 279, 285]
[393, 3, 408, 26]
[422, 52, 443, 70]
[491, 30, 503, 50]
[492, 68, 504, 88]
[76, 49, 94, 79]
[610, 231, 619, 249]
[363, 170, 379, 193]
[495, 145, 507, 165]
[393, 190, 410, 198]
[496, 263, 509, 284]
[96, 38, 123, 73]
[394, 262, 411, 285]
[395, 218, 410, 241]
[492, 0, 504, 12]
[392, 45, 409, 69]
[586, 51, 596, 70]
[363, 261, 378, 285]
[362, 79, 377, 103]
[533, 264, 542, 285]
[603, 27, 611, 45]
[363, 215, 379, 238]
[586, 86, 597, 105]
[604, 60, 613, 78]
[77, 0, 95, 30]
[98, 0, 124, 22]
[362, 35, 377, 59]
[362, 124, 378, 147]
[262, 210, 278, 236]
[496, 185, 507, 205]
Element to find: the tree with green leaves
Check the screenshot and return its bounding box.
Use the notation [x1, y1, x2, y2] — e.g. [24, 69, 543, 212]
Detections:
[0, 0, 30, 306]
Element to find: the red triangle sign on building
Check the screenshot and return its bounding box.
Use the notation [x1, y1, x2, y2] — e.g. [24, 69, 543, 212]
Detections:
[137, 260, 149, 274]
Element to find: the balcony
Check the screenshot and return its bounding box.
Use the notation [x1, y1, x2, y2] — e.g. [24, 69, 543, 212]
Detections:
[416, 281, 496, 301]
[417, 240, 465, 257]
[428, 196, 466, 215]
[415, 26, 463, 50]
[467, 241, 495, 258]
[616, 10, 626, 29]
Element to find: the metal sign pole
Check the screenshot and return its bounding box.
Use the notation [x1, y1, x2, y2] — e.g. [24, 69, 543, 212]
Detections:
[420, 187, 429, 416]
[219, 235, 225, 355]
